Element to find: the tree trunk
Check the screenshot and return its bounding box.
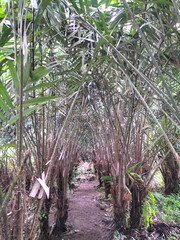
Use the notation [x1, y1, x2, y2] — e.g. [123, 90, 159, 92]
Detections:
[53, 169, 68, 234]
[130, 185, 146, 228]
[161, 152, 180, 194]
[38, 199, 51, 240]
[113, 186, 131, 231]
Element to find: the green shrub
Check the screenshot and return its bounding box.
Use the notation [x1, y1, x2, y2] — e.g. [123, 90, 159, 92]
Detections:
[142, 192, 156, 228]
[154, 190, 180, 223]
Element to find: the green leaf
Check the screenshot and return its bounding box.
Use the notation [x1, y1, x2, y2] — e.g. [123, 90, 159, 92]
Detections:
[93, 38, 105, 58]
[148, 192, 156, 217]
[0, 80, 13, 108]
[0, 96, 9, 114]
[84, 0, 90, 15]
[105, 0, 111, 8]
[136, 0, 173, 7]
[24, 82, 54, 92]
[93, 18, 102, 33]
[0, 25, 12, 47]
[0, 13, 6, 18]
[31, 66, 49, 82]
[34, 27, 49, 37]
[0, 111, 5, 121]
[23, 13, 32, 19]
[127, 161, 141, 173]
[102, 176, 112, 181]
[68, 0, 80, 13]
[8, 60, 19, 93]
[34, 0, 52, 29]
[79, 0, 85, 14]
[98, 11, 109, 35]
[91, 0, 98, 7]
[0, 143, 16, 149]
[7, 105, 41, 126]
[23, 96, 58, 106]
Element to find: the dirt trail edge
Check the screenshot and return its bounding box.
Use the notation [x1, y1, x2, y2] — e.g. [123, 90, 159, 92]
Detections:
[51, 179, 113, 240]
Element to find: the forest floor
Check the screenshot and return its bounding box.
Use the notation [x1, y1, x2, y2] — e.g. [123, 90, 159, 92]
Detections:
[51, 177, 114, 240]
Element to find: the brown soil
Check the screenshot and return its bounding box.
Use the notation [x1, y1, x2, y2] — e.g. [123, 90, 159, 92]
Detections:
[51, 179, 114, 240]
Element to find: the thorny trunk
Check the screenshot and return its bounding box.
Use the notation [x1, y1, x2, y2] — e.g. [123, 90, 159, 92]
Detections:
[162, 152, 180, 194]
[113, 185, 131, 231]
[130, 183, 146, 228]
[38, 199, 51, 240]
[53, 169, 68, 233]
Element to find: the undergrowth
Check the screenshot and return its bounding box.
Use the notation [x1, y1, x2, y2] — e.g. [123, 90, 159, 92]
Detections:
[154, 190, 180, 224]
[113, 189, 180, 240]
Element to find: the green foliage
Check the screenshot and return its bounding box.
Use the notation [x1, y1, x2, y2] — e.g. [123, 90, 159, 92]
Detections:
[8, 60, 19, 92]
[24, 82, 54, 92]
[72, 166, 81, 181]
[0, 143, 16, 149]
[154, 191, 180, 223]
[6, 105, 41, 126]
[0, 79, 13, 108]
[31, 67, 49, 82]
[104, 194, 112, 202]
[102, 175, 112, 181]
[142, 192, 156, 228]
[39, 210, 48, 222]
[113, 231, 127, 240]
[127, 161, 141, 173]
[97, 185, 105, 192]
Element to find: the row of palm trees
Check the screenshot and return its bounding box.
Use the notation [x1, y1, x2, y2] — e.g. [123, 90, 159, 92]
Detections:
[0, 0, 179, 239]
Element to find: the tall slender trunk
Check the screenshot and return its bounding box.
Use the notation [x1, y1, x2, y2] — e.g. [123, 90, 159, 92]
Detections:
[16, 2, 24, 238]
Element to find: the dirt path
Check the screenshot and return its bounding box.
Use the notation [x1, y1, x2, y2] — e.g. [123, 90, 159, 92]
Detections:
[52, 179, 113, 240]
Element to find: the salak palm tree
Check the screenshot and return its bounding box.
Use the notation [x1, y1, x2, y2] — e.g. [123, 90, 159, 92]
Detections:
[0, 0, 179, 239]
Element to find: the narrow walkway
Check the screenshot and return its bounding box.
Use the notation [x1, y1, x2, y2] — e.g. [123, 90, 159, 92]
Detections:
[58, 180, 113, 240]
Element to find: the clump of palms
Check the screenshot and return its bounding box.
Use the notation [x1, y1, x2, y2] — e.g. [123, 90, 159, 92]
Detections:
[0, 0, 179, 239]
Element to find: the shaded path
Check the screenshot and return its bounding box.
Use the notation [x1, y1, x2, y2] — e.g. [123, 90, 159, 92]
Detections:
[52, 179, 113, 240]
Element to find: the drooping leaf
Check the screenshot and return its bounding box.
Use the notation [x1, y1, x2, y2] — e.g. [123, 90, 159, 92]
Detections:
[0, 80, 13, 108]
[93, 18, 103, 33]
[23, 96, 58, 106]
[84, 0, 90, 15]
[31, 66, 49, 82]
[0, 25, 12, 47]
[8, 60, 19, 93]
[79, 0, 85, 14]
[0, 143, 16, 149]
[91, 0, 98, 7]
[93, 37, 105, 58]
[127, 161, 141, 173]
[98, 11, 109, 35]
[102, 176, 112, 181]
[0, 13, 6, 19]
[0, 96, 9, 114]
[68, 0, 80, 13]
[0, 111, 5, 121]
[24, 82, 54, 92]
[7, 105, 41, 126]
[34, 0, 52, 29]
